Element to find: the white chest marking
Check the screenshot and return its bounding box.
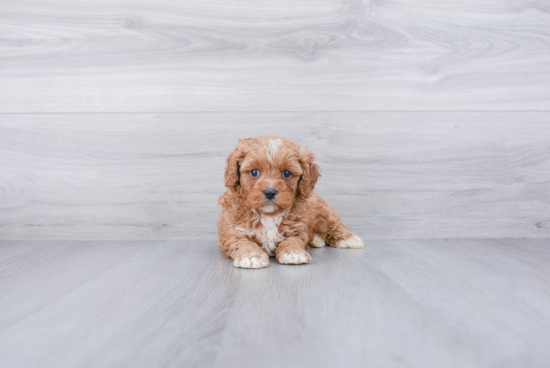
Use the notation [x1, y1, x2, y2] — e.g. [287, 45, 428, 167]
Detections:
[257, 212, 286, 256]
[236, 209, 287, 257]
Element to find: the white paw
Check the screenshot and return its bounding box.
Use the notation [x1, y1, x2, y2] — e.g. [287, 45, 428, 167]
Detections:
[336, 234, 364, 249]
[233, 254, 269, 269]
[278, 251, 310, 265]
[309, 234, 326, 248]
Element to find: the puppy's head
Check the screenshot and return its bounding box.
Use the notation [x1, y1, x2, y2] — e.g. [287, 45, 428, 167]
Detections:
[224, 136, 320, 214]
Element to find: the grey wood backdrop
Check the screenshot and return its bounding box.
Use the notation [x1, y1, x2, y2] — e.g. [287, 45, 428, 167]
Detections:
[1, 0, 549, 240]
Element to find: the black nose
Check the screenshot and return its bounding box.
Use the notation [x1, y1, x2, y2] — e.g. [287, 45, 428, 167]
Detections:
[263, 188, 277, 200]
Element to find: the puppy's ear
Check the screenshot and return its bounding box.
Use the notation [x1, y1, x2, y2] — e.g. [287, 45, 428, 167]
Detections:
[298, 147, 321, 198]
[224, 140, 247, 192]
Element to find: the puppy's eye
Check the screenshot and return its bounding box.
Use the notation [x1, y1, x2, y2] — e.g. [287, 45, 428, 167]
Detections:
[250, 169, 260, 178]
[282, 170, 292, 179]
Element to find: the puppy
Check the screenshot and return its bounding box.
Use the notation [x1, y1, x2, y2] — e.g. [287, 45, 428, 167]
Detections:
[218, 135, 363, 269]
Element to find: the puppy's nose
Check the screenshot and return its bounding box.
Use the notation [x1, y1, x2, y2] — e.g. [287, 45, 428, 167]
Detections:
[263, 188, 277, 200]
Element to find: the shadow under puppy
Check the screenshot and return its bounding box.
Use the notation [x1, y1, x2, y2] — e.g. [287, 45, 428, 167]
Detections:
[218, 135, 363, 269]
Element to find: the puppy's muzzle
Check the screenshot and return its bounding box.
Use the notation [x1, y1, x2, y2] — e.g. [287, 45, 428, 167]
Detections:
[263, 188, 277, 200]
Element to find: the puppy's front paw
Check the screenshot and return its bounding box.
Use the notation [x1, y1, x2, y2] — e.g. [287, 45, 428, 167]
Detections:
[277, 249, 312, 265]
[336, 234, 364, 249]
[233, 253, 269, 269]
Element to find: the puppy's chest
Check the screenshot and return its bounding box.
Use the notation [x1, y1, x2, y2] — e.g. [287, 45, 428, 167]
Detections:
[247, 214, 286, 257]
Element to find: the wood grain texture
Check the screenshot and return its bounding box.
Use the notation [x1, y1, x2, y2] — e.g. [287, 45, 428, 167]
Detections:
[1, 239, 549, 367]
[1, 112, 549, 240]
[0, 240, 241, 368]
[1, 0, 550, 112]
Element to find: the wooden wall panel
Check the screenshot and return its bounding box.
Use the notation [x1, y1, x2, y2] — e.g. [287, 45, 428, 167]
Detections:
[1, 0, 549, 112]
[1, 112, 548, 240]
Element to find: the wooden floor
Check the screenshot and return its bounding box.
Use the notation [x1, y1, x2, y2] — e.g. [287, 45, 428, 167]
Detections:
[1, 239, 549, 368]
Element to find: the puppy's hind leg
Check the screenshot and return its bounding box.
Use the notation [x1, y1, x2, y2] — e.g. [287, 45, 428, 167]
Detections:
[308, 233, 326, 248]
[325, 213, 364, 249]
[334, 233, 364, 249]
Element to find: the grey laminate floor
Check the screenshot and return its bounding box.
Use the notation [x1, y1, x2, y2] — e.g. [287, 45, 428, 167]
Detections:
[1, 239, 549, 368]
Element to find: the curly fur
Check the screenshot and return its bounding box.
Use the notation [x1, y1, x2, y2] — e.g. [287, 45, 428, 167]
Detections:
[218, 135, 363, 268]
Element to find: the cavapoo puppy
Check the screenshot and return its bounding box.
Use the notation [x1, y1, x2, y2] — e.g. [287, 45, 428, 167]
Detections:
[218, 135, 363, 269]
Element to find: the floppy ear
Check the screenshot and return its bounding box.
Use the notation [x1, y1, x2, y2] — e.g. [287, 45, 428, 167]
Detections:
[224, 140, 247, 192]
[298, 147, 321, 198]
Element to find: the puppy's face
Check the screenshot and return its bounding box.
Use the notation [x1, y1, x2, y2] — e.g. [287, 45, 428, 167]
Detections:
[224, 136, 320, 214]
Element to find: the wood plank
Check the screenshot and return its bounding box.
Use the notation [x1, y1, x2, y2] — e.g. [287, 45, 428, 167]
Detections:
[375, 239, 550, 367]
[1, 239, 549, 367]
[1, 112, 548, 240]
[0, 240, 241, 368]
[0, 241, 165, 331]
[212, 238, 550, 368]
[1, 0, 550, 112]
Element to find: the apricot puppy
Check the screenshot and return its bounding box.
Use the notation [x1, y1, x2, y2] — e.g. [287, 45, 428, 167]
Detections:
[218, 135, 363, 269]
